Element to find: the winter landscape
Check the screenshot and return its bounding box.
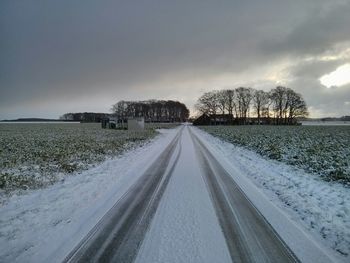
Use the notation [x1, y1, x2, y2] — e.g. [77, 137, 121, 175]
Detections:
[1, 122, 349, 262]
[1, 1, 350, 263]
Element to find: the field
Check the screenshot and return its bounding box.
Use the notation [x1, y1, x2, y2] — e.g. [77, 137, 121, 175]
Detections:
[0, 123, 169, 194]
[200, 125, 350, 184]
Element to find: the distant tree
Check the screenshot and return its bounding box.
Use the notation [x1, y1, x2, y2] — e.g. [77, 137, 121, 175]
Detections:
[112, 100, 129, 119]
[59, 112, 110, 122]
[216, 90, 227, 115]
[235, 87, 253, 124]
[253, 90, 270, 125]
[270, 86, 287, 124]
[270, 86, 308, 124]
[60, 113, 74, 121]
[222, 89, 236, 118]
[263, 91, 274, 120]
[195, 85, 308, 125]
[111, 99, 189, 122]
[287, 90, 309, 121]
[341, 116, 350, 121]
[195, 91, 220, 116]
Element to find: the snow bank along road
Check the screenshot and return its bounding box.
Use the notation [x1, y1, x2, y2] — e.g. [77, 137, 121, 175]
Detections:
[61, 125, 339, 263]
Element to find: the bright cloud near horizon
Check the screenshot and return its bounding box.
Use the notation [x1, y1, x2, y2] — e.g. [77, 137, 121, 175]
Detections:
[1, 0, 350, 119]
[320, 64, 350, 88]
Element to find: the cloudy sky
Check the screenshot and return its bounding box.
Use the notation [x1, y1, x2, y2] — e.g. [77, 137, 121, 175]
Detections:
[1, 0, 350, 119]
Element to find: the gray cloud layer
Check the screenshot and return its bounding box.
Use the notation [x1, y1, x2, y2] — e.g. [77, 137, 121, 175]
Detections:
[1, 0, 350, 118]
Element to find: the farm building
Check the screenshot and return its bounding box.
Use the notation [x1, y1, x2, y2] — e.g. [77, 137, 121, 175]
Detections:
[193, 113, 301, 126]
[193, 114, 234, 125]
[102, 117, 144, 130]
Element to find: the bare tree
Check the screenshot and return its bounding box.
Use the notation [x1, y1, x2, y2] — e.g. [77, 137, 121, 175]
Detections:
[270, 86, 308, 124]
[112, 100, 189, 122]
[270, 86, 287, 124]
[222, 89, 236, 118]
[216, 90, 227, 115]
[253, 90, 269, 125]
[236, 87, 253, 124]
[112, 100, 128, 119]
[287, 90, 309, 122]
[195, 85, 308, 125]
[195, 91, 219, 115]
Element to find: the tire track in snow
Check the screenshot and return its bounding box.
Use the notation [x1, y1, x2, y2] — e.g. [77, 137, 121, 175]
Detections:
[190, 128, 299, 263]
[63, 127, 183, 263]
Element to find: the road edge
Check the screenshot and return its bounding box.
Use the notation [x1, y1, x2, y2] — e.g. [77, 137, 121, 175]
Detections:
[191, 126, 343, 263]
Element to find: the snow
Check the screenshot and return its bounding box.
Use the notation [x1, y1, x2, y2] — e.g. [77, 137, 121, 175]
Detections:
[1, 124, 348, 262]
[301, 121, 350, 126]
[194, 126, 349, 262]
[200, 125, 350, 183]
[0, 128, 180, 263]
[0, 123, 156, 194]
[136, 127, 231, 263]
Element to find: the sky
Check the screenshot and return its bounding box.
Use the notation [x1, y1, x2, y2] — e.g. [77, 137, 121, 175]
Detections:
[1, 0, 350, 119]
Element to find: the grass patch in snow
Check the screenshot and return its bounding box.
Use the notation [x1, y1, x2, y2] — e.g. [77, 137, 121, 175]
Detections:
[200, 125, 350, 184]
[0, 123, 157, 195]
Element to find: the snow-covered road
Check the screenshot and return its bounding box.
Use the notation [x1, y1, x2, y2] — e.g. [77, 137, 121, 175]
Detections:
[63, 127, 183, 262]
[1, 125, 346, 262]
[63, 125, 338, 263]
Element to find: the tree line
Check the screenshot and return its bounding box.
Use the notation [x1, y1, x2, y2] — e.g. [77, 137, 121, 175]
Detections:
[59, 100, 189, 123]
[60, 112, 110, 122]
[195, 86, 308, 125]
[112, 100, 189, 122]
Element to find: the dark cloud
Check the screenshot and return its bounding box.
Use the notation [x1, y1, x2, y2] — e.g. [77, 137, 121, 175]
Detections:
[286, 59, 350, 117]
[0, 0, 349, 118]
[289, 79, 350, 117]
[288, 59, 347, 79]
[263, 1, 350, 56]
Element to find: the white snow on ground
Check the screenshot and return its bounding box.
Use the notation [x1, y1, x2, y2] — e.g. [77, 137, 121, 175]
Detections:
[301, 121, 350, 126]
[1, 124, 349, 263]
[0, 128, 179, 263]
[136, 127, 231, 263]
[194, 126, 350, 261]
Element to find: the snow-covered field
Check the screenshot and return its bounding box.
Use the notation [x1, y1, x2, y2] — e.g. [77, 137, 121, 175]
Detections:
[0, 123, 156, 198]
[200, 125, 350, 184]
[195, 127, 350, 259]
[1, 124, 349, 262]
[0, 128, 180, 262]
[301, 121, 350, 126]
